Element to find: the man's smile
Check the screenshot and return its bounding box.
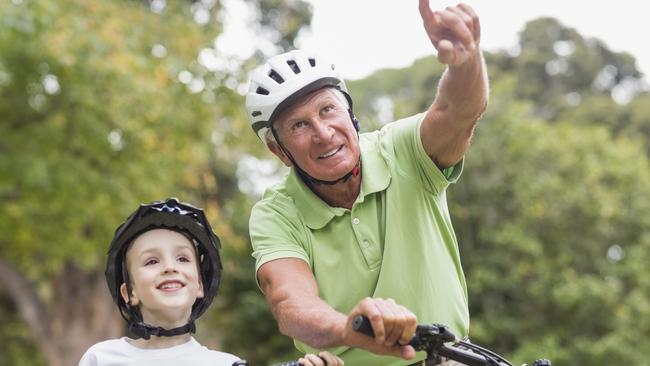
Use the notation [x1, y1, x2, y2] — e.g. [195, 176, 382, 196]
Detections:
[318, 145, 343, 159]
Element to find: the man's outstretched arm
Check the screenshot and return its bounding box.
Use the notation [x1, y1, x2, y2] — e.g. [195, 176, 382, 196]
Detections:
[418, 1, 489, 168]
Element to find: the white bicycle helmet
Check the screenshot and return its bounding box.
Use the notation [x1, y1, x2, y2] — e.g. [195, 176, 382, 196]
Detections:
[245, 49, 348, 142]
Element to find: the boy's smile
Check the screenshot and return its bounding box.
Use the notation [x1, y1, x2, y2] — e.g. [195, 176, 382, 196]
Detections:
[157, 279, 185, 291]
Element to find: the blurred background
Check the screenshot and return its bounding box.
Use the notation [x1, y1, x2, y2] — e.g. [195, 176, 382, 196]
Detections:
[1, 0, 649, 365]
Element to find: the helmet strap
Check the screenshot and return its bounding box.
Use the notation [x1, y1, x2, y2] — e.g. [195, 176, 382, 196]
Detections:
[296, 159, 360, 186]
[128, 318, 197, 340]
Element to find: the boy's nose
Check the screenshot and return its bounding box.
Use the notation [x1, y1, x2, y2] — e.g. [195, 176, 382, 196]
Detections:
[162, 261, 179, 274]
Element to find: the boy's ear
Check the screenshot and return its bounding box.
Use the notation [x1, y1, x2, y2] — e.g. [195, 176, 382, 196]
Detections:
[197, 278, 204, 299]
[119, 283, 140, 306]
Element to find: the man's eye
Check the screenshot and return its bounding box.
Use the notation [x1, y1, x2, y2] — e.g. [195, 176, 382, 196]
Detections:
[322, 105, 334, 113]
[291, 121, 308, 130]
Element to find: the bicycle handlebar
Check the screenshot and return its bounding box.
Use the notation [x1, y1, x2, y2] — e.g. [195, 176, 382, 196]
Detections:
[232, 316, 550, 366]
[271, 361, 301, 366]
[233, 356, 328, 366]
[352, 315, 550, 366]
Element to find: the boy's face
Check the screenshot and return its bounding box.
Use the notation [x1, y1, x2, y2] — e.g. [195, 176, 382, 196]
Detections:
[120, 229, 204, 326]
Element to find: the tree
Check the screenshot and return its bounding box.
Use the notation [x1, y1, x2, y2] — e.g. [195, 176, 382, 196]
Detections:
[451, 96, 650, 364]
[499, 17, 644, 120]
[0, 0, 233, 364]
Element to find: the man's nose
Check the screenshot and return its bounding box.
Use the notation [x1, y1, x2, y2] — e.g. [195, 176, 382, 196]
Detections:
[311, 118, 334, 142]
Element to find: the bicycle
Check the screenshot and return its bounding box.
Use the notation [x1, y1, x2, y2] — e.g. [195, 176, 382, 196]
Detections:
[352, 315, 551, 366]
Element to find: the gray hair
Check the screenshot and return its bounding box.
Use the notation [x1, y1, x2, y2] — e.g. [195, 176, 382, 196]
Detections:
[264, 128, 277, 144]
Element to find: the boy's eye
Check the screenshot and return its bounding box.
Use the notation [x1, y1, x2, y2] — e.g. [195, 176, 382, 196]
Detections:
[178, 256, 191, 263]
[144, 258, 158, 266]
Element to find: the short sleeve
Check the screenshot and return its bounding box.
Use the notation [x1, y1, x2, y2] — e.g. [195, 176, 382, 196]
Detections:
[78, 349, 98, 366]
[379, 113, 463, 195]
[249, 193, 311, 279]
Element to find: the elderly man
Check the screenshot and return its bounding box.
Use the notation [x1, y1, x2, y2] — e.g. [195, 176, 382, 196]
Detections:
[245, 2, 488, 365]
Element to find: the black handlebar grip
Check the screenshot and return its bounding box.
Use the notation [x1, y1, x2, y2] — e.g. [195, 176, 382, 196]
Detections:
[272, 362, 300, 366]
[352, 315, 375, 337]
[533, 359, 551, 366]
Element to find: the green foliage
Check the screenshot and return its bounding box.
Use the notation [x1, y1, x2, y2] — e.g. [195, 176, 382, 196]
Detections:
[251, 0, 313, 52]
[349, 56, 446, 131]
[452, 98, 650, 364]
[500, 17, 642, 120]
[0, 0, 223, 279]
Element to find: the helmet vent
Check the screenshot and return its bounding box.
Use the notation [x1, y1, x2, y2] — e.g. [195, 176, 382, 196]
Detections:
[255, 87, 270, 95]
[268, 69, 285, 84]
[287, 60, 301, 74]
[251, 111, 262, 117]
[308, 58, 316, 67]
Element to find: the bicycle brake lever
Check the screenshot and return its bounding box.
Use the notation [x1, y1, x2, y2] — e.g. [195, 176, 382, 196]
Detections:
[416, 324, 458, 343]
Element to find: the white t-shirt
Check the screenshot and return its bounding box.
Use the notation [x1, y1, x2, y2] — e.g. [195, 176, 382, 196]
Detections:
[79, 337, 242, 366]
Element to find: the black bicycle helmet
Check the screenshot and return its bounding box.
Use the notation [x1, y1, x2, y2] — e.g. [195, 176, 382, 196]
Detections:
[105, 198, 222, 339]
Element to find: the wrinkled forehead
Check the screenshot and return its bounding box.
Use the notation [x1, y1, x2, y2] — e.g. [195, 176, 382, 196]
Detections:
[274, 87, 348, 126]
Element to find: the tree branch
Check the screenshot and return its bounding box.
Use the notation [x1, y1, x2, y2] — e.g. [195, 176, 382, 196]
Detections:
[0, 257, 52, 343]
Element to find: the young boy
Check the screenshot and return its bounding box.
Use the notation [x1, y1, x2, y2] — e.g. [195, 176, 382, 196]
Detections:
[80, 198, 342, 366]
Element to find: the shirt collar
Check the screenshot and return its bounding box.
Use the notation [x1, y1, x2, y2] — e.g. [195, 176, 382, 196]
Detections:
[286, 133, 391, 230]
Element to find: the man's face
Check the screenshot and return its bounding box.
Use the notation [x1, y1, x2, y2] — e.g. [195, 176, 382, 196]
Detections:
[120, 229, 204, 326]
[270, 88, 360, 181]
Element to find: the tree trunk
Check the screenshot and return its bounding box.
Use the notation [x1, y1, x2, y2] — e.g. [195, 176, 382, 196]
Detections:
[0, 258, 123, 366]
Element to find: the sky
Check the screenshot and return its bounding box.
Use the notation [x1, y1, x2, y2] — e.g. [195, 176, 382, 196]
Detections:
[292, 0, 649, 81]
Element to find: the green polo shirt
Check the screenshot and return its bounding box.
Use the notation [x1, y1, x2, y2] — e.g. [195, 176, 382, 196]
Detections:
[250, 113, 469, 366]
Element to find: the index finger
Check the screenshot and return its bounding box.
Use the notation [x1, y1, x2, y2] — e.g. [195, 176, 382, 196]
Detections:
[418, 0, 436, 23]
[300, 354, 324, 366]
[355, 297, 387, 343]
[318, 352, 344, 366]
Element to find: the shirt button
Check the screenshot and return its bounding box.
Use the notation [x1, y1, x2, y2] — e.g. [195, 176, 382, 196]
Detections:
[352, 217, 360, 225]
[362, 240, 370, 248]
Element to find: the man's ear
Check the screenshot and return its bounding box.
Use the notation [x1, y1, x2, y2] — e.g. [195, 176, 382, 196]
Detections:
[267, 141, 293, 167]
[120, 283, 140, 306]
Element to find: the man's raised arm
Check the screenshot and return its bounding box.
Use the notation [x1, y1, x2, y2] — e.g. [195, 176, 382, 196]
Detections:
[418, 1, 489, 168]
